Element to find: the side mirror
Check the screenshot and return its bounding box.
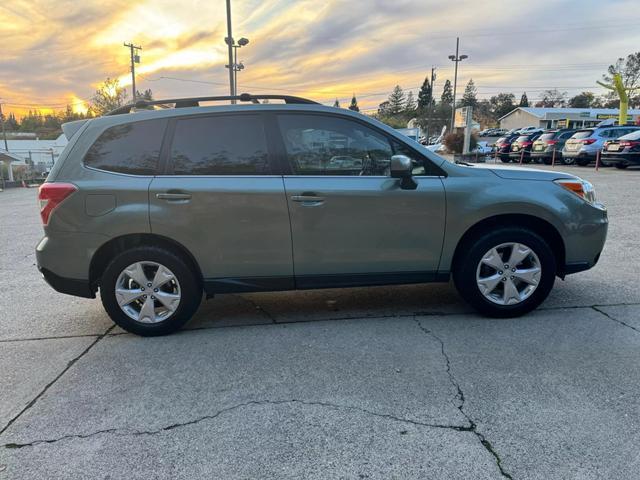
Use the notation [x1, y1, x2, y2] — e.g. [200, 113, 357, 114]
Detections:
[390, 155, 417, 190]
[390, 155, 412, 178]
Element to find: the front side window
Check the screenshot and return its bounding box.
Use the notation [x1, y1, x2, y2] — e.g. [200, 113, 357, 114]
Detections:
[84, 119, 167, 175]
[170, 115, 270, 175]
[278, 114, 434, 176]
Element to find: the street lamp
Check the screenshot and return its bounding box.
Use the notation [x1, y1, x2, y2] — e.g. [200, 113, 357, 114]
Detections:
[448, 37, 468, 132]
[233, 37, 249, 95]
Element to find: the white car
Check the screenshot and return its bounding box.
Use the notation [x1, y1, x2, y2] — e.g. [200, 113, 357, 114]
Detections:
[517, 126, 543, 134]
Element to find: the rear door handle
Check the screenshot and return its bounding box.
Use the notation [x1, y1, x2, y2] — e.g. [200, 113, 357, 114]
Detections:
[291, 195, 325, 206]
[156, 192, 192, 201]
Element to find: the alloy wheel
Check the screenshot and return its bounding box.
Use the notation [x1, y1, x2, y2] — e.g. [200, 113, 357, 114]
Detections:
[475, 242, 542, 306]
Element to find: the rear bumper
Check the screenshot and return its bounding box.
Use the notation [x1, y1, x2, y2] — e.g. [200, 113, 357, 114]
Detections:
[601, 153, 640, 165]
[38, 266, 95, 298]
[562, 150, 594, 160]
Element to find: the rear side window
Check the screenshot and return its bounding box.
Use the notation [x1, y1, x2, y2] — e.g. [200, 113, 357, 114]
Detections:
[170, 115, 270, 175]
[538, 133, 556, 141]
[619, 129, 640, 140]
[84, 119, 167, 175]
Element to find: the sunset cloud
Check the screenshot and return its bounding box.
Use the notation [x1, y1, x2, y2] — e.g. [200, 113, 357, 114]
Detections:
[1, 0, 640, 116]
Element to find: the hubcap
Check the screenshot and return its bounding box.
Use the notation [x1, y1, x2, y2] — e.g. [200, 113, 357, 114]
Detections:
[115, 261, 181, 323]
[475, 242, 541, 306]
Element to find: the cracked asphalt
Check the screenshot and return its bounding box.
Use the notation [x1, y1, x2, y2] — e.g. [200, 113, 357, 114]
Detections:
[1, 165, 640, 479]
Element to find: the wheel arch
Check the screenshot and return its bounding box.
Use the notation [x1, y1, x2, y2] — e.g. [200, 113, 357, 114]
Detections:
[89, 233, 204, 290]
[451, 214, 566, 277]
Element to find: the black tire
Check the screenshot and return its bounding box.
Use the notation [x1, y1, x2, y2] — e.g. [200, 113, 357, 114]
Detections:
[453, 227, 556, 318]
[500, 157, 511, 163]
[100, 246, 202, 336]
[561, 156, 575, 165]
[614, 163, 628, 169]
[542, 157, 552, 165]
[575, 158, 591, 167]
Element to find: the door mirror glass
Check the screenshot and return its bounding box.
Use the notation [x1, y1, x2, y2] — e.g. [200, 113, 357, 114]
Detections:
[390, 155, 412, 178]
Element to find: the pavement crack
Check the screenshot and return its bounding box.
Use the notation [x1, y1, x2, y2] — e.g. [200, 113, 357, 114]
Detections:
[2, 399, 472, 450]
[592, 306, 640, 334]
[0, 325, 116, 437]
[415, 319, 514, 480]
[232, 294, 277, 323]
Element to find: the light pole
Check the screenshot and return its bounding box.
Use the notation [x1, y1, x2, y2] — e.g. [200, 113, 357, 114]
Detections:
[225, 0, 235, 98]
[448, 37, 468, 132]
[123, 43, 142, 101]
[232, 37, 249, 94]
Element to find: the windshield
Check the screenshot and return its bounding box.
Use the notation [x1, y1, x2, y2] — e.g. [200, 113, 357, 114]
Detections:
[618, 129, 640, 141]
[571, 130, 594, 139]
[538, 132, 556, 141]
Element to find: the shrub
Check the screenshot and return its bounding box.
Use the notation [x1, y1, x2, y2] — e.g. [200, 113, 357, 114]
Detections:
[443, 131, 477, 153]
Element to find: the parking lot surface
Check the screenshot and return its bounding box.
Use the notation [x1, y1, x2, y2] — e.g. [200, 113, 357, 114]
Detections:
[1, 164, 640, 479]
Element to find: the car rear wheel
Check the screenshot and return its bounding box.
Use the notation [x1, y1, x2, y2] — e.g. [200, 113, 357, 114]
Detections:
[614, 163, 628, 169]
[561, 156, 575, 165]
[100, 246, 202, 336]
[576, 158, 591, 166]
[500, 157, 511, 163]
[453, 228, 556, 318]
[542, 157, 553, 165]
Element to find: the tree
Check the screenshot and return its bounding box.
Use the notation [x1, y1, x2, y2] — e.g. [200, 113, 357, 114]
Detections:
[534, 89, 567, 108]
[136, 89, 154, 101]
[377, 101, 391, 116]
[460, 79, 478, 108]
[91, 78, 128, 116]
[4, 112, 19, 130]
[348, 94, 359, 112]
[417, 75, 433, 110]
[568, 91, 596, 108]
[333, 98, 340, 108]
[405, 90, 416, 111]
[387, 85, 406, 115]
[441, 80, 453, 106]
[519, 92, 529, 107]
[602, 52, 640, 93]
[489, 93, 516, 120]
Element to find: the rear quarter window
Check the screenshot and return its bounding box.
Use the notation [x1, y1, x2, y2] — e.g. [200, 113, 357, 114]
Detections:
[84, 119, 167, 175]
[571, 130, 593, 139]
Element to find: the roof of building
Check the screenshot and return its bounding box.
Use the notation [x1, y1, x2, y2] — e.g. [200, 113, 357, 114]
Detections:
[499, 107, 640, 121]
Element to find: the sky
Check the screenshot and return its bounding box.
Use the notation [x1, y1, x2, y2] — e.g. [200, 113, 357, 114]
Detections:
[1, 0, 640, 117]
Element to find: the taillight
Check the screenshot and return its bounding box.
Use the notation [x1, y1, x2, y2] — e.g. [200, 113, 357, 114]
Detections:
[581, 138, 597, 145]
[522, 141, 532, 147]
[620, 140, 640, 147]
[547, 140, 558, 145]
[38, 183, 77, 225]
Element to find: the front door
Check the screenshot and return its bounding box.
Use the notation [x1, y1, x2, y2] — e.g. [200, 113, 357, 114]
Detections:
[149, 113, 294, 292]
[275, 113, 446, 288]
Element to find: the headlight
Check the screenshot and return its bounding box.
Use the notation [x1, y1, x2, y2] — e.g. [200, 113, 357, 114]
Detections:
[554, 178, 597, 205]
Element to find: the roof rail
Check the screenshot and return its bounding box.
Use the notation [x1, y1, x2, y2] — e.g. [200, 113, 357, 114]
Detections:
[105, 93, 319, 115]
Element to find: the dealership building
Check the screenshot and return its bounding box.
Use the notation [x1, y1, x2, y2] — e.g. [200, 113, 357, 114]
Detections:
[499, 107, 640, 131]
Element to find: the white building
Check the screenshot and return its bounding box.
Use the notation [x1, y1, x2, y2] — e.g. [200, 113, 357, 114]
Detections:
[0, 133, 68, 180]
[499, 107, 640, 131]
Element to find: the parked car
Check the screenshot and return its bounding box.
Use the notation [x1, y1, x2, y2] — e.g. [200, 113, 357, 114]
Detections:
[530, 129, 576, 165]
[516, 126, 543, 135]
[36, 93, 608, 336]
[508, 132, 543, 163]
[494, 134, 520, 162]
[600, 129, 640, 169]
[562, 126, 640, 166]
[492, 128, 508, 136]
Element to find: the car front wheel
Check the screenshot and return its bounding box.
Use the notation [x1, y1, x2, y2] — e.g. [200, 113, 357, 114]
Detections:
[453, 228, 556, 317]
[100, 246, 202, 336]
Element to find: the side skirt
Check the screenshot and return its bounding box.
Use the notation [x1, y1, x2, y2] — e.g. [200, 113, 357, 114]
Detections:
[204, 271, 450, 295]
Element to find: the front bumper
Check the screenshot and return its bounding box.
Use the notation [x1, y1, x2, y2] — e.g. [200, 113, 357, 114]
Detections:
[561, 203, 607, 276]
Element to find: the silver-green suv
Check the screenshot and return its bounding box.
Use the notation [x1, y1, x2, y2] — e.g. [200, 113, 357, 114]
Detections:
[36, 94, 608, 336]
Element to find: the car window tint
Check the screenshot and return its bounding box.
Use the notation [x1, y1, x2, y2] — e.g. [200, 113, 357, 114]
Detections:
[170, 115, 270, 175]
[619, 129, 640, 140]
[559, 131, 575, 139]
[538, 133, 555, 141]
[84, 119, 167, 175]
[572, 130, 593, 139]
[278, 114, 394, 176]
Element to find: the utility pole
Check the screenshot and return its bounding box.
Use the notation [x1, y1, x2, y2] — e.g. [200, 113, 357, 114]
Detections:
[225, 0, 235, 100]
[448, 37, 468, 132]
[123, 43, 142, 102]
[0, 100, 12, 183]
[0, 102, 8, 152]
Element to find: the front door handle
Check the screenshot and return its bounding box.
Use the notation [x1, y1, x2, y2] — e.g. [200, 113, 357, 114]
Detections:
[156, 192, 192, 201]
[291, 194, 325, 206]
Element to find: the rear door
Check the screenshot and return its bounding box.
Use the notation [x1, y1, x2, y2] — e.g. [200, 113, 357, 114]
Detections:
[275, 112, 446, 287]
[149, 112, 294, 291]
